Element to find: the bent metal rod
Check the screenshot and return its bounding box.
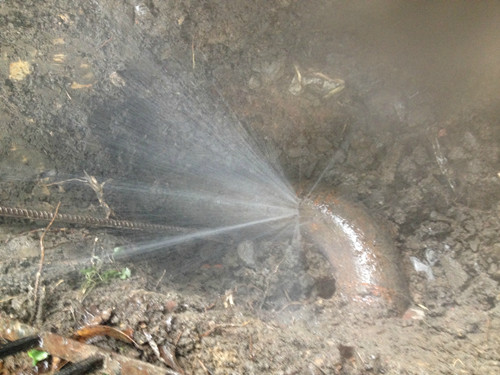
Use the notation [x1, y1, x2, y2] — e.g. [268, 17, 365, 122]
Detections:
[0, 205, 187, 233]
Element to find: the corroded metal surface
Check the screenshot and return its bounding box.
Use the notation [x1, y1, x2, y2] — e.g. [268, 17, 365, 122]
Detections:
[0, 205, 187, 233]
[0, 315, 177, 374]
[300, 191, 410, 314]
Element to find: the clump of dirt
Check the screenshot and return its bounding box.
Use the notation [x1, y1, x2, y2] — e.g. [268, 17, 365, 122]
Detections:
[1, 1, 499, 374]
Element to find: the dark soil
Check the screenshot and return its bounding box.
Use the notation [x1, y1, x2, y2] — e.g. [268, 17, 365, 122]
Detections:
[1, 1, 499, 374]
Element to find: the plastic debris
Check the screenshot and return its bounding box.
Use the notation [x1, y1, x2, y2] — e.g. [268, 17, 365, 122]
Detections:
[289, 65, 345, 98]
[410, 256, 434, 280]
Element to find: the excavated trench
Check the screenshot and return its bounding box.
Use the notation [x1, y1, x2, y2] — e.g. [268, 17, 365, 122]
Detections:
[1, 1, 500, 374]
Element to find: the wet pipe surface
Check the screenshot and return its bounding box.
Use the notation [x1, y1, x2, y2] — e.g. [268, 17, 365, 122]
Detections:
[300, 191, 410, 314]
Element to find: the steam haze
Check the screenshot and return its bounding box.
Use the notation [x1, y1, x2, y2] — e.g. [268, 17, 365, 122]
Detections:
[300, 1, 500, 120]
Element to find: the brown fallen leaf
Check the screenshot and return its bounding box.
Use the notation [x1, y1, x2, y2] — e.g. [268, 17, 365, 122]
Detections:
[73, 325, 138, 348]
[50, 356, 68, 372]
[159, 344, 184, 374]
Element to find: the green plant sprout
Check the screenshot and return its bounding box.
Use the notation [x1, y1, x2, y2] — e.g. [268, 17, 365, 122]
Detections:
[81, 261, 131, 296]
[27, 349, 49, 366]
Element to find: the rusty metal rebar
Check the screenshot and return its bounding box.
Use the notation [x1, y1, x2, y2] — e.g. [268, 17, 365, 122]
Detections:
[0, 205, 187, 233]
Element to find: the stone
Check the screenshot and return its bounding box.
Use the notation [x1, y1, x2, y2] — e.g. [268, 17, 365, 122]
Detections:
[440, 255, 469, 291]
[237, 240, 256, 268]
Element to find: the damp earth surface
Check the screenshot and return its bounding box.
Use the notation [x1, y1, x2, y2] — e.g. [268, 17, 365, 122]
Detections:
[1, 1, 500, 374]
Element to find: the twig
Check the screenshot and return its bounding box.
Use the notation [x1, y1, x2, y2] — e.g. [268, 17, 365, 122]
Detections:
[35, 286, 45, 326]
[283, 288, 291, 302]
[97, 36, 113, 50]
[485, 316, 491, 343]
[44, 178, 87, 186]
[311, 362, 328, 375]
[191, 39, 196, 70]
[355, 350, 366, 366]
[154, 269, 166, 289]
[44, 172, 113, 219]
[83, 171, 112, 219]
[431, 136, 456, 192]
[64, 88, 72, 101]
[259, 254, 286, 309]
[174, 329, 185, 347]
[248, 335, 255, 361]
[258, 279, 270, 310]
[277, 301, 303, 313]
[32, 202, 61, 323]
[204, 302, 217, 312]
[197, 359, 210, 374]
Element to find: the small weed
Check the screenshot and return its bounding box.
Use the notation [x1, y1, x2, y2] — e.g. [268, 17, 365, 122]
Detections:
[81, 259, 131, 295]
[27, 349, 49, 366]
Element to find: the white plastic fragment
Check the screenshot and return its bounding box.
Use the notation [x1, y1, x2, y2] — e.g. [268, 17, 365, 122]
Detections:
[410, 256, 434, 280]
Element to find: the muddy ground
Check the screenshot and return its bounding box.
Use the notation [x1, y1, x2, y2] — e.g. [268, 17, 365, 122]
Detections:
[1, 1, 499, 374]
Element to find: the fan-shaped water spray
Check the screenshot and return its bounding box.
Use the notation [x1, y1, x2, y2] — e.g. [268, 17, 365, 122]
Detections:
[0, 3, 410, 317]
[1, 53, 411, 313]
[80, 59, 301, 257]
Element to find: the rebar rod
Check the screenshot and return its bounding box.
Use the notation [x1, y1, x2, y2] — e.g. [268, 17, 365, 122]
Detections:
[0, 205, 187, 233]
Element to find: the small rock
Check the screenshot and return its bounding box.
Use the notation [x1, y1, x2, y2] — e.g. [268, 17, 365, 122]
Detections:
[425, 248, 438, 266]
[463, 131, 478, 151]
[391, 207, 407, 225]
[109, 71, 126, 87]
[440, 255, 469, 291]
[402, 307, 425, 321]
[165, 300, 177, 313]
[488, 263, 500, 281]
[256, 58, 285, 84]
[332, 149, 346, 164]
[248, 75, 261, 90]
[237, 240, 256, 268]
[469, 238, 480, 252]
